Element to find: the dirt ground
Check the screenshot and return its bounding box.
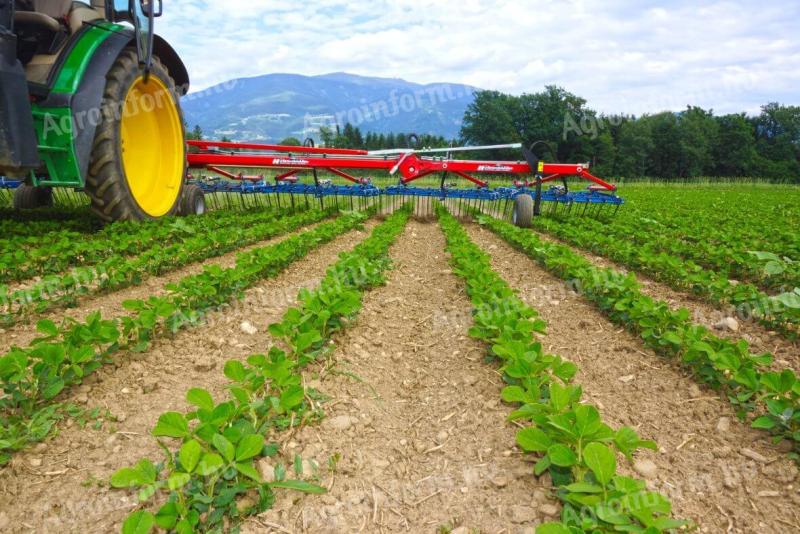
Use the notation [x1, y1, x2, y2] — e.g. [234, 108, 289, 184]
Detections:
[2, 218, 799, 534]
[0, 220, 329, 355]
[0, 222, 375, 533]
[532, 230, 800, 372]
[243, 221, 555, 534]
[465, 223, 800, 534]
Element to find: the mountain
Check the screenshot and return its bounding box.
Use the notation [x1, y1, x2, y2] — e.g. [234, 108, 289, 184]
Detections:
[181, 72, 479, 143]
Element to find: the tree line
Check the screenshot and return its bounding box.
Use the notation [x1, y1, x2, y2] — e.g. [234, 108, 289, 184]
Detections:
[187, 86, 799, 182]
[459, 87, 800, 182]
[316, 124, 450, 151]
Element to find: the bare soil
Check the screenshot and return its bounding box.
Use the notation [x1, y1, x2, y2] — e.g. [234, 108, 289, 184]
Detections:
[532, 230, 800, 372]
[466, 223, 800, 534]
[0, 220, 328, 355]
[243, 221, 554, 534]
[0, 222, 375, 533]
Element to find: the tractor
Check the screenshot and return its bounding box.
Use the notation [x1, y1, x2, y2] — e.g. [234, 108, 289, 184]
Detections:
[0, 0, 204, 221]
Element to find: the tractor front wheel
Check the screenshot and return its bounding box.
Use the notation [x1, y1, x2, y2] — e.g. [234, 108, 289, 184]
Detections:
[512, 194, 533, 228]
[13, 185, 53, 210]
[86, 47, 186, 222]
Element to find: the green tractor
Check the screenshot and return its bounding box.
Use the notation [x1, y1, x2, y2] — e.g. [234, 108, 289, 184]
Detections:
[0, 0, 202, 221]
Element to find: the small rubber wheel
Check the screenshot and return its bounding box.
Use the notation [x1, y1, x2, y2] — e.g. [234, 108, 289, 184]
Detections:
[512, 194, 533, 228]
[85, 47, 186, 222]
[180, 184, 206, 216]
[13, 185, 53, 210]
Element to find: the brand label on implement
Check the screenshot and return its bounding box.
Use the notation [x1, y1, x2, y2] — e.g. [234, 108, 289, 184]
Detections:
[272, 158, 309, 165]
[477, 165, 513, 172]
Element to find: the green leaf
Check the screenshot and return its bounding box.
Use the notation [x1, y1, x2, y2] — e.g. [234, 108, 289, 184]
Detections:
[223, 360, 247, 382]
[235, 461, 262, 482]
[279, 386, 305, 411]
[36, 319, 59, 337]
[122, 511, 155, 534]
[212, 433, 235, 462]
[167, 472, 191, 490]
[110, 459, 157, 488]
[41, 378, 65, 400]
[583, 442, 616, 486]
[752, 416, 776, 430]
[516, 427, 552, 452]
[155, 502, 178, 529]
[269, 480, 327, 494]
[536, 523, 570, 534]
[197, 453, 224, 476]
[236, 434, 265, 461]
[501, 385, 528, 403]
[547, 444, 577, 467]
[179, 440, 202, 473]
[110, 467, 146, 488]
[152, 412, 189, 438]
[186, 388, 214, 412]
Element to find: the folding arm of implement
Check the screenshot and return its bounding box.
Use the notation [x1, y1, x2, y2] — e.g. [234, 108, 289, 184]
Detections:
[185, 140, 624, 222]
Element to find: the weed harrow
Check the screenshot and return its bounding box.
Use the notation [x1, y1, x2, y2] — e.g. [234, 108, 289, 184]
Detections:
[186, 139, 623, 226]
[3, 139, 623, 224]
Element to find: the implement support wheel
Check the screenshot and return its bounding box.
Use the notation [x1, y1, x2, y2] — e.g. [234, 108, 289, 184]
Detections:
[512, 194, 533, 228]
[180, 183, 206, 216]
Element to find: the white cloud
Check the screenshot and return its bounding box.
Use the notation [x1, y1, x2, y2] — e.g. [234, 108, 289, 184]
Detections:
[158, 0, 800, 115]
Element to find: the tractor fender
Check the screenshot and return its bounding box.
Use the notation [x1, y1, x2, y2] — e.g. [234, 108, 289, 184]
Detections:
[40, 29, 190, 184]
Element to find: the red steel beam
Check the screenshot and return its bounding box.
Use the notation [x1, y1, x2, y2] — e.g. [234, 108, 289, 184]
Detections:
[187, 144, 616, 192]
[188, 140, 368, 156]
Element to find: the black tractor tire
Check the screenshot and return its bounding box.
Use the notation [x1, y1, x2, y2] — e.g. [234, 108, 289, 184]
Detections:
[512, 194, 533, 228]
[13, 185, 53, 210]
[85, 47, 186, 222]
[180, 184, 206, 216]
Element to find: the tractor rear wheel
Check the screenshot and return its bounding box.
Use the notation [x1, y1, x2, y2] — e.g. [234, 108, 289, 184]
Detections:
[512, 194, 533, 228]
[179, 183, 206, 216]
[86, 47, 186, 222]
[13, 185, 53, 210]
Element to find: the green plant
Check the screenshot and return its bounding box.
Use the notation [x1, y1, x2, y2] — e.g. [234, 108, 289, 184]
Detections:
[0, 211, 370, 463]
[110, 207, 410, 533]
[481, 214, 800, 461]
[0, 208, 334, 325]
[437, 205, 687, 533]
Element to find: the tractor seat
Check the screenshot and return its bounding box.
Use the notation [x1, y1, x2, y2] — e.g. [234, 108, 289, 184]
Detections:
[14, 0, 104, 84]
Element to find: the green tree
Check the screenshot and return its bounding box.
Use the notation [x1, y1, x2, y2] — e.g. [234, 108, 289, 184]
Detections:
[280, 136, 302, 146]
[319, 126, 335, 147]
[460, 90, 521, 158]
[186, 124, 203, 141]
[712, 114, 757, 176]
[614, 118, 654, 178]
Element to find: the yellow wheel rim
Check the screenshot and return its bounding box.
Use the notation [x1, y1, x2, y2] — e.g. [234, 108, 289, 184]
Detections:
[120, 76, 184, 217]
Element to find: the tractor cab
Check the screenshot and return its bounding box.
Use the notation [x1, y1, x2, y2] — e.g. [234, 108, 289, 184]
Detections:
[0, 0, 195, 221]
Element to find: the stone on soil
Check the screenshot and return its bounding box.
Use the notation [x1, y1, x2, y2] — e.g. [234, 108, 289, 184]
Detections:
[633, 459, 658, 479]
[714, 317, 739, 332]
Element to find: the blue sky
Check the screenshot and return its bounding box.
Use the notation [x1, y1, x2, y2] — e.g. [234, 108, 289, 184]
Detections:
[159, 0, 800, 115]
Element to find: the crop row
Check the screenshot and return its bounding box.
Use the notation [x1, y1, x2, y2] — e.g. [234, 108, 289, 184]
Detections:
[617, 187, 800, 256]
[0, 208, 338, 326]
[0, 208, 297, 284]
[482, 215, 800, 461]
[110, 207, 410, 533]
[552, 214, 799, 292]
[530, 215, 800, 340]
[0, 211, 370, 464]
[437, 205, 686, 533]
[0, 207, 99, 240]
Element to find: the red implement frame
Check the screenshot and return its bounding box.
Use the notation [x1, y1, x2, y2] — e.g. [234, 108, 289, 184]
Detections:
[187, 140, 617, 192]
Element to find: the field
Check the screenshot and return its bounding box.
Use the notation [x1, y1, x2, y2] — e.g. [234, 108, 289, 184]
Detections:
[0, 184, 798, 534]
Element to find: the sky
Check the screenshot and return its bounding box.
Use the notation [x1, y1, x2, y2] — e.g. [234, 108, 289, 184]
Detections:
[158, 0, 800, 116]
